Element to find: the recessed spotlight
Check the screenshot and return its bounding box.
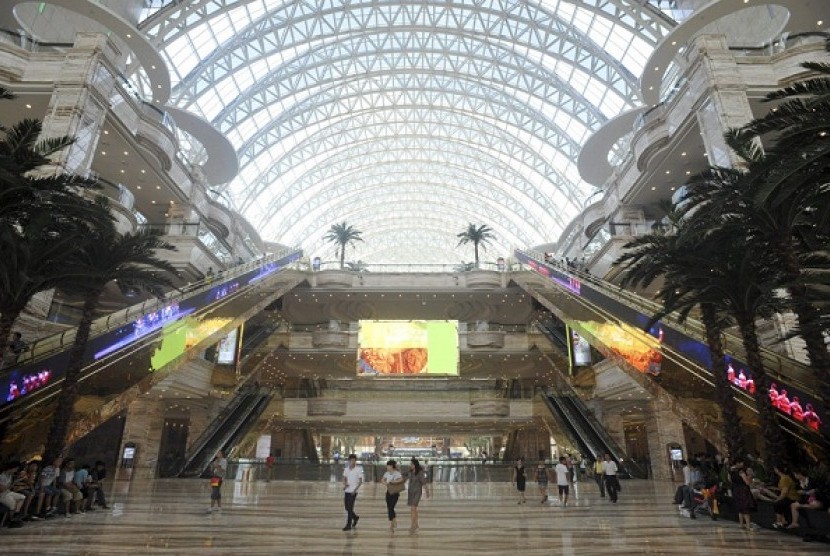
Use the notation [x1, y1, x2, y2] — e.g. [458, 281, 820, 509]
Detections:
[100, 151, 106, 155]
[151, 65, 156, 70]
[819, 20, 824, 26]
[103, 130, 109, 135]
[654, 66, 659, 71]
[665, 170, 671, 174]
[681, 152, 686, 156]
[25, 103, 31, 109]
[685, 171, 691, 175]
[123, 151, 129, 155]
[137, 186, 142, 190]
[140, 169, 146, 174]
[671, 41, 677, 46]
[156, 185, 161, 190]
[120, 169, 125, 174]
[151, 200, 156, 204]
[651, 186, 656, 190]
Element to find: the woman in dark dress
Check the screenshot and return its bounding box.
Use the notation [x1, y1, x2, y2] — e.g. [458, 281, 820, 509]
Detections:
[407, 458, 429, 532]
[730, 458, 758, 530]
[512, 457, 527, 504]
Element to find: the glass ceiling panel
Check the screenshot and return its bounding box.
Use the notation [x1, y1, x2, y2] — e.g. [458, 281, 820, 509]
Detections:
[139, 0, 674, 262]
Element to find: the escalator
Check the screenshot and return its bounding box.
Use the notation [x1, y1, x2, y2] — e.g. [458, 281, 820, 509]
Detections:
[178, 387, 274, 478]
[515, 250, 828, 447]
[0, 250, 303, 455]
[0, 248, 302, 424]
[533, 319, 647, 478]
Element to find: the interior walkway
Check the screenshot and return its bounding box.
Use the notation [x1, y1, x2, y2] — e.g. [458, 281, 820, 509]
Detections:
[2, 478, 826, 555]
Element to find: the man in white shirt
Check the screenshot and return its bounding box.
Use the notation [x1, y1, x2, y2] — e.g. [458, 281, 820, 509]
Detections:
[602, 453, 619, 503]
[555, 457, 570, 508]
[342, 454, 363, 531]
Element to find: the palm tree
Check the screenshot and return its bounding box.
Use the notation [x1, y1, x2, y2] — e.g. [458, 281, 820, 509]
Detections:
[0, 90, 105, 348]
[616, 226, 747, 460]
[323, 222, 363, 269]
[681, 135, 830, 420]
[43, 227, 178, 461]
[457, 223, 495, 268]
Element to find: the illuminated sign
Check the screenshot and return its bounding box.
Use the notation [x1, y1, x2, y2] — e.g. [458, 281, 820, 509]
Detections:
[357, 320, 459, 376]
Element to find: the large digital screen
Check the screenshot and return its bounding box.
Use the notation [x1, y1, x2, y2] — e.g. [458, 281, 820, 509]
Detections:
[357, 320, 458, 376]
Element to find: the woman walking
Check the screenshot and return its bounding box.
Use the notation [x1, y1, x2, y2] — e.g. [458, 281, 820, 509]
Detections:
[382, 460, 404, 532]
[535, 460, 549, 504]
[730, 458, 758, 530]
[407, 458, 429, 532]
[512, 457, 527, 504]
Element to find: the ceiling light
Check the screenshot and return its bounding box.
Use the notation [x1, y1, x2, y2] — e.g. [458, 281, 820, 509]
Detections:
[818, 20, 824, 26]
[100, 151, 106, 155]
[151, 200, 156, 204]
[671, 41, 677, 46]
[123, 151, 128, 155]
[103, 130, 109, 135]
[681, 152, 686, 156]
[140, 169, 146, 174]
[670, 187, 676, 191]
[25, 103, 31, 109]
[156, 185, 161, 189]
[665, 170, 670, 174]
[137, 186, 142, 190]
[126, 33, 131, 38]
[685, 171, 691, 175]
[120, 169, 125, 174]
[651, 186, 656, 190]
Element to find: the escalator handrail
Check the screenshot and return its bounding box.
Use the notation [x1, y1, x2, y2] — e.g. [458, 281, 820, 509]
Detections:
[518, 249, 814, 389]
[5, 247, 301, 370]
[179, 388, 256, 473]
[542, 394, 596, 459]
[183, 389, 272, 477]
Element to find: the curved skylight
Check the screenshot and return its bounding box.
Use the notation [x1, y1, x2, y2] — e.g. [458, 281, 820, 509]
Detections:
[139, 0, 674, 263]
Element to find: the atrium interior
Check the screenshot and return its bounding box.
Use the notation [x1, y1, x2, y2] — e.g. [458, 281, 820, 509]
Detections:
[1, 0, 829, 553]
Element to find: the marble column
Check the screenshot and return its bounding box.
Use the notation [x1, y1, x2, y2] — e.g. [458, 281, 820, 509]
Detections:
[645, 394, 686, 481]
[39, 33, 121, 175]
[117, 396, 165, 480]
[688, 34, 756, 168]
[320, 436, 332, 460]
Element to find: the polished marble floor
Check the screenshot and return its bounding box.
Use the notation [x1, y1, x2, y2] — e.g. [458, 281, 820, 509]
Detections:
[2, 478, 826, 555]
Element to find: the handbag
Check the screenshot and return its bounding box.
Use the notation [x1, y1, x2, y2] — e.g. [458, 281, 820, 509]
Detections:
[387, 480, 406, 495]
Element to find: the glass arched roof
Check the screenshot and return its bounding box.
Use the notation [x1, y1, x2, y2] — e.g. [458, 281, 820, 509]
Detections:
[138, 0, 675, 263]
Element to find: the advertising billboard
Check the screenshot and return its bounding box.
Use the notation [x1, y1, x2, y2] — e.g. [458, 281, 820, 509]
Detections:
[357, 320, 458, 376]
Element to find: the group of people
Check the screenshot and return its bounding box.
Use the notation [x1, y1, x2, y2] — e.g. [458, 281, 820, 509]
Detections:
[343, 454, 429, 533]
[512, 453, 620, 507]
[0, 456, 108, 529]
[675, 453, 830, 533]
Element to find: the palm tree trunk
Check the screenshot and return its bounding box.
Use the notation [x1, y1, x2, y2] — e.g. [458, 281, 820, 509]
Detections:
[700, 304, 745, 459]
[734, 314, 787, 463]
[474, 242, 480, 268]
[43, 290, 101, 462]
[340, 244, 345, 270]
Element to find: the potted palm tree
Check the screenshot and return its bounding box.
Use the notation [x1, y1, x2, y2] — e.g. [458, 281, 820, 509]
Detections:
[456, 223, 495, 269]
[323, 222, 363, 270]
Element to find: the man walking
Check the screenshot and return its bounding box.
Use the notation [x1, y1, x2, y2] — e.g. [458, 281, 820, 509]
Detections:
[593, 458, 605, 497]
[555, 456, 570, 508]
[342, 454, 363, 531]
[602, 453, 619, 503]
